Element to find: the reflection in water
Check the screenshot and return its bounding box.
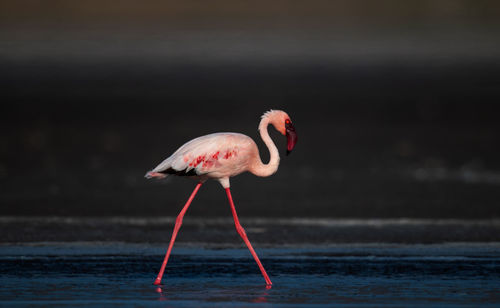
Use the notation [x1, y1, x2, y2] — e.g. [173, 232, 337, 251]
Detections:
[1, 244, 499, 305]
[155, 287, 168, 302]
[155, 283, 272, 304]
[252, 284, 271, 303]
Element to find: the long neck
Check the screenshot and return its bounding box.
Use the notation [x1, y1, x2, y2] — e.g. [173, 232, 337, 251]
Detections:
[250, 117, 280, 177]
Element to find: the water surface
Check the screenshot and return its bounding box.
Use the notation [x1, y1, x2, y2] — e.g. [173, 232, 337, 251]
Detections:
[1, 218, 499, 306]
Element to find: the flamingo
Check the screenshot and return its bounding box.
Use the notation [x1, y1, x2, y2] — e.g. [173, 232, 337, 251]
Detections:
[145, 109, 298, 286]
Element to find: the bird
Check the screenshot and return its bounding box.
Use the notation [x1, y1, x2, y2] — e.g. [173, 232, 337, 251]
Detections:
[145, 109, 298, 286]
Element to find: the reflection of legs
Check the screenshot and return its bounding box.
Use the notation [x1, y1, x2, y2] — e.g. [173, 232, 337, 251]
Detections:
[153, 182, 202, 285]
[225, 187, 272, 285]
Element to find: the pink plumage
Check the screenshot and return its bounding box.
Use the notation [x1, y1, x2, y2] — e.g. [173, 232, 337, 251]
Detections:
[145, 110, 297, 286]
[145, 132, 255, 184]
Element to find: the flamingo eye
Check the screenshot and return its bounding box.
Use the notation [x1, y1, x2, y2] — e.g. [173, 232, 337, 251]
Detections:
[285, 119, 291, 125]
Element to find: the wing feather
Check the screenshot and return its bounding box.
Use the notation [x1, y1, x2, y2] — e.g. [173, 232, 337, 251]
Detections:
[146, 133, 247, 177]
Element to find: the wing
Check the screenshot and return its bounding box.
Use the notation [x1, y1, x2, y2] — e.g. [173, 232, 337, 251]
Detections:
[147, 133, 249, 177]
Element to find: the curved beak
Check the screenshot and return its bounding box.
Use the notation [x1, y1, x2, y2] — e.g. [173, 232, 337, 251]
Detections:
[286, 122, 298, 156]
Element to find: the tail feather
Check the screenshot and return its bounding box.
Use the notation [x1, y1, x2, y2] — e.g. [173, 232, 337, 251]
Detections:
[145, 171, 167, 179]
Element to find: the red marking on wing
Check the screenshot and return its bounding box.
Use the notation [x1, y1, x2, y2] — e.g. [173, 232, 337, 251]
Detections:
[187, 149, 238, 171]
[194, 155, 206, 167]
[191, 155, 206, 167]
[223, 149, 237, 159]
[202, 160, 214, 168]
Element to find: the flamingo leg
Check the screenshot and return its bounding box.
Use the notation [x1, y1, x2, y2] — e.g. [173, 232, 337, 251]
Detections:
[225, 188, 272, 285]
[153, 182, 202, 285]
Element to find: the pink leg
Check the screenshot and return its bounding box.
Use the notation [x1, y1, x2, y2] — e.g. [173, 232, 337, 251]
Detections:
[225, 188, 272, 285]
[153, 182, 202, 285]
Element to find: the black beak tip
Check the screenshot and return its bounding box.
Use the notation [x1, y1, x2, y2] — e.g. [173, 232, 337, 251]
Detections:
[286, 149, 291, 156]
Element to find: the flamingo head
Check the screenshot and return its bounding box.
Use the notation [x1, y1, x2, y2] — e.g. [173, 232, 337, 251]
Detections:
[262, 110, 298, 155]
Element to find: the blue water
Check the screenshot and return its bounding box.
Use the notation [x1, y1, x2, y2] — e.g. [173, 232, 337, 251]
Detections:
[1, 243, 499, 306]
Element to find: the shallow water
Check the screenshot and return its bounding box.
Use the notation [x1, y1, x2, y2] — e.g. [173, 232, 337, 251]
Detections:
[1, 218, 500, 306]
[1, 244, 500, 306]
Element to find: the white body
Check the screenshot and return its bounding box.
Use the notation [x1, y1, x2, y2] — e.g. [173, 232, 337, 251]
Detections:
[146, 110, 291, 188]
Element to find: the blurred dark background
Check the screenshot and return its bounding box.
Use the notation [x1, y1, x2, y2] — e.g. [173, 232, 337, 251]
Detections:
[1, 0, 500, 218]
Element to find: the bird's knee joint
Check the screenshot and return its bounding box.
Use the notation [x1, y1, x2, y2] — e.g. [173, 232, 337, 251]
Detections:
[175, 216, 183, 226]
[235, 224, 246, 236]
